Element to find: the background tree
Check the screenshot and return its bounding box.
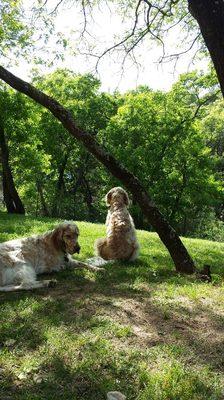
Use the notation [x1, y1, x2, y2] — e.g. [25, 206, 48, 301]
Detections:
[101, 72, 221, 234]
[0, 0, 32, 59]
[0, 88, 25, 213]
[24, 70, 118, 219]
[188, 0, 224, 96]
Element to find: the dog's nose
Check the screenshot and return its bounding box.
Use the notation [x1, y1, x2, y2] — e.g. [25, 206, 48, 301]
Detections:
[76, 244, 81, 254]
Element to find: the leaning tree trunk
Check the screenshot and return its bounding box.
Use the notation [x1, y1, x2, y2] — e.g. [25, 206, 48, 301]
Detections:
[0, 123, 25, 214]
[188, 0, 224, 97]
[0, 65, 195, 273]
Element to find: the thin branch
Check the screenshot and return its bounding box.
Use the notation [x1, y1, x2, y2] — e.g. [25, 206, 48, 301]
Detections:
[36, 0, 48, 11]
[49, 0, 64, 15]
[180, 90, 220, 125]
[190, 90, 220, 120]
[159, 33, 200, 63]
[162, 12, 188, 32]
[95, 31, 137, 72]
[81, 0, 88, 36]
[133, 0, 142, 34]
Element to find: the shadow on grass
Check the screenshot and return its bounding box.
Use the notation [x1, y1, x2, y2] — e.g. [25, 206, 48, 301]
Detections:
[1, 350, 222, 400]
[0, 263, 223, 374]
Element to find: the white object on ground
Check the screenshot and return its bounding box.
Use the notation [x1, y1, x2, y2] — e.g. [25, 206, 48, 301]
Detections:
[86, 256, 113, 267]
[107, 391, 126, 400]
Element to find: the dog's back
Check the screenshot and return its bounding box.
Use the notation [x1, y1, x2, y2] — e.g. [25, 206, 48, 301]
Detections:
[95, 187, 139, 261]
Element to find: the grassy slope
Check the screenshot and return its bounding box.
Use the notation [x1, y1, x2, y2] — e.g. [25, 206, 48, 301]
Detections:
[0, 211, 224, 400]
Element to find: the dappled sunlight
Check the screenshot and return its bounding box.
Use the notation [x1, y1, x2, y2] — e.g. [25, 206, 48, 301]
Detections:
[0, 213, 224, 399]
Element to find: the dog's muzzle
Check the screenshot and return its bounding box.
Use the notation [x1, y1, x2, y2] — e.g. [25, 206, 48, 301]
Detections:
[74, 244, 81, 254]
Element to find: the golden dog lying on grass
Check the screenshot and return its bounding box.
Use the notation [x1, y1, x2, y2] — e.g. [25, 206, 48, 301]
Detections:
[0, 221, 103, 292]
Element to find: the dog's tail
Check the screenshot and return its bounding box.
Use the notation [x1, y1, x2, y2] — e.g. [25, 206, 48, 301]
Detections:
[94, 238, 105, 257]
[128, 242, 140, 261]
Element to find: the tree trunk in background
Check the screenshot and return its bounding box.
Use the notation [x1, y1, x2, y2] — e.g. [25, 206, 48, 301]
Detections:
[0, 66, 195, 274]
[83, 177, 96, 221]
[188, 0, 224, 97]
[36, 180, 49, 216]
[169, 165, 188, 223]
[51, 154, 68, 217]
[0, 124, 25, 214]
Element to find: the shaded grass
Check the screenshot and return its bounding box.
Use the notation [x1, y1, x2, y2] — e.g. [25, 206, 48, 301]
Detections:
[0, 211, 224, 399]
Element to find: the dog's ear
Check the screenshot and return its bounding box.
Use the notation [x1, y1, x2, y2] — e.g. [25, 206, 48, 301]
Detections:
[123, 190, 130, 206]
[105, 190, 112, 206]
[51, 226, 64, 251]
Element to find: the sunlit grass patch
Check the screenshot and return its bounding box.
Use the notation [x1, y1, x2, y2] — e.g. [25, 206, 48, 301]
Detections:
[137, 360, 223, 400]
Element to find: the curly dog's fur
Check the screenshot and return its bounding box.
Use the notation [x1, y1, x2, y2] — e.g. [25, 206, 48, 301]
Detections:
[95, 187, 139, 261]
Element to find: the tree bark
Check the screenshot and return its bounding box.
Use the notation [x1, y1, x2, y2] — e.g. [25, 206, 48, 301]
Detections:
[0, 123, 25, 214]
[0, 65, 195, 273]
[51, 154, 68, 217]
[36, 180, 49, 216]
[188, 0, 224, 96]
[169, 165, 188, 223]
[83, 176, 96, 221]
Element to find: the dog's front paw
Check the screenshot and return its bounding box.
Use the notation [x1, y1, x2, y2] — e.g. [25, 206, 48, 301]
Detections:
[48, 279, 57, 288]
[92, 266, 105, 272]
[97, 267, 106, 272]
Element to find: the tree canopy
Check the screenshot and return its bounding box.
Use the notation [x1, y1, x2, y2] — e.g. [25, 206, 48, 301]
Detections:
[1, 68, 223, 241]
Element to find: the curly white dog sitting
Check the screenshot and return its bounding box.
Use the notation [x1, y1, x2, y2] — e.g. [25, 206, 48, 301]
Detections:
[95, 187, 139, 261]
[0, 221, 103, 292]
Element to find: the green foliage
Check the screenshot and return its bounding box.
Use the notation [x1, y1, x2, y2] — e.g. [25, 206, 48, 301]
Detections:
[191, 210, 224, 242]
[101, 71, 222, 232]
[0, 69, 223, 238]
[0, 0, 32, 58]
[0, 70, 118, 220]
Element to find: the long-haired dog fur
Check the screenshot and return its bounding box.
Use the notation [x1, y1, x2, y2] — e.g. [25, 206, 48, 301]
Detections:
[0, 221, 103, 292]
[95, 187, 139, 261]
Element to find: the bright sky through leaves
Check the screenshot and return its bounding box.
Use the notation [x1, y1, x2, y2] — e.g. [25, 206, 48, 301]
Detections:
[12, 1, 208, 91]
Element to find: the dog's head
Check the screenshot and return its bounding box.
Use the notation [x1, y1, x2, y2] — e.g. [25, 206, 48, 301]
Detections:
[105, 187, 130, 207]
[52, 222, 80, 254]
